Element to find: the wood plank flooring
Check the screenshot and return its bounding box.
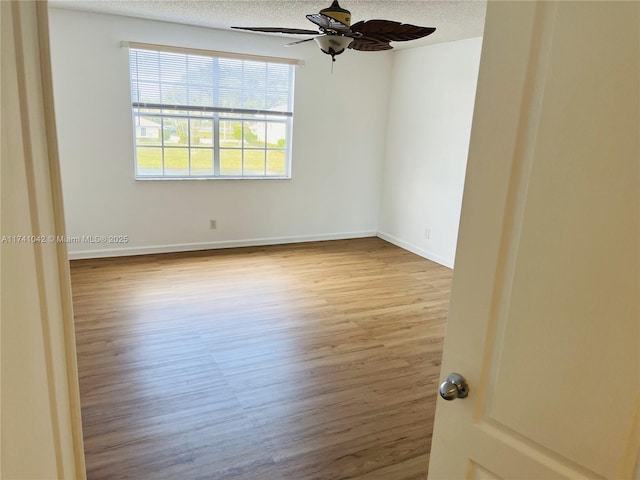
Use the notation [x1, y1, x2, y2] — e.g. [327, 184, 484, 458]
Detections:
[70, 238, 453, 480]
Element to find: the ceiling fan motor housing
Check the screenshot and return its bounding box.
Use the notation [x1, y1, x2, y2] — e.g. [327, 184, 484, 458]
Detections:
[320, 0, 351, 27]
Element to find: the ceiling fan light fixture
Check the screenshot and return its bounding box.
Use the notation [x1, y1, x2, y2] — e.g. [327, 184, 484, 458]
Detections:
[314, 35, 354, 60]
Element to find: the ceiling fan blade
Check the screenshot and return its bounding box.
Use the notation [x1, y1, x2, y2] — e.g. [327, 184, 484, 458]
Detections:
[348, 38, 393, 51]
[350, 20, 435, 43]
[285, 37, 318, 47]
[305, 13, 351, 34]
[231, 26, 320, 35]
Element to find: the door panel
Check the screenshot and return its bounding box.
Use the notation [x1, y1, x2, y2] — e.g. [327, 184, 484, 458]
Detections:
[429, 2, 639, 479]
[469, 463, 501, 480]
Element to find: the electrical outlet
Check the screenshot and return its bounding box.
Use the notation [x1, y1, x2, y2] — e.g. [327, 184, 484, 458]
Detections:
[424, 227, 431, 239]
[210, 219, 217, 229]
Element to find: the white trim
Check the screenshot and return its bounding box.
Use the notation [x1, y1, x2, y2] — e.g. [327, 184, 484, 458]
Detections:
[67, 231, 377, 260]
[121, 40, 305, 66]
[4, 2, 86, 477]
[376, 231, 454, 269]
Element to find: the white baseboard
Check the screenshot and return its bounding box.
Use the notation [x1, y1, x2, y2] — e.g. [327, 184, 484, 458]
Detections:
[376, 231, 454, 269]
[67, 231, 377, 260]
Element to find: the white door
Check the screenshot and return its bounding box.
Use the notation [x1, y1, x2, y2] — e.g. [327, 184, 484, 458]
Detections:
[429, 2, 639, 479]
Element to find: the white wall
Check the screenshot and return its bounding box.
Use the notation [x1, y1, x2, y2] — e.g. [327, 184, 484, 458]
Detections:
[377, 37, 482, 268]
[48, 8, 392, 258]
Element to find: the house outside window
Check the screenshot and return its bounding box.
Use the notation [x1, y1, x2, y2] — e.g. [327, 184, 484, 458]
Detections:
[127, 43, 298, 179]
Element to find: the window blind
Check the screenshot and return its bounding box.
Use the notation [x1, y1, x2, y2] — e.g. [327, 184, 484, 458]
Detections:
[128, 45, 296, 115]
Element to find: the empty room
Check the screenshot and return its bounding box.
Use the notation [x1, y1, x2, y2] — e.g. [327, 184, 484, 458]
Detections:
[2, 1, 638, 479]
[49, 1, 483, 477]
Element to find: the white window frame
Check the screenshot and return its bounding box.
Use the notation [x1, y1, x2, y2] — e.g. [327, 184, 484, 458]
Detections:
[125, 42, 301, 180]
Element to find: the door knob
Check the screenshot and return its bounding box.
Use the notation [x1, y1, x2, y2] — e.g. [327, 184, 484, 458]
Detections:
[439, 373, 469, 400]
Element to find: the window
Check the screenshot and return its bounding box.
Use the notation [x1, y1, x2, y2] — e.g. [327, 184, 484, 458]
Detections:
[127, 43, 297, 179]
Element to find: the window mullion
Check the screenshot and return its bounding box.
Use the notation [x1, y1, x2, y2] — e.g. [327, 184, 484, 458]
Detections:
[187, 117, 192, 175]
[213, 56, 220, 177]
[161, 116, 166, 175]
[186, 55, 191, 176]
[213, 113, 220, 176]
[241, 120, 245, 176]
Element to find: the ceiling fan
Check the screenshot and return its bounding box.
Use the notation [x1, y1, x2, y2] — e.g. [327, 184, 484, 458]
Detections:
[232, 1, 436, 62]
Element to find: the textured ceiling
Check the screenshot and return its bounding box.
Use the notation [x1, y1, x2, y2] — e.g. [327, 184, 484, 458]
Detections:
[49, 0, 486, 48]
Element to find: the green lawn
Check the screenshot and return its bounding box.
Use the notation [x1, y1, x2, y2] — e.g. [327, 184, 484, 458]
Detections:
[136, 147, 286, 176]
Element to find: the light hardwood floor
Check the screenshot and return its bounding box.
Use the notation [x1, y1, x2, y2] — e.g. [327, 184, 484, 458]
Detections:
[70, 238, 453, 480]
